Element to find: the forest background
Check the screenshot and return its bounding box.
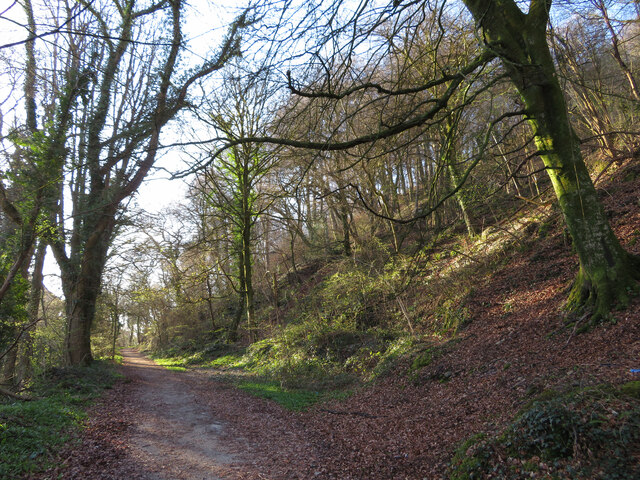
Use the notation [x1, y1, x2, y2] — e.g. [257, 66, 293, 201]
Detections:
[1, 0, 639, 386]
[1, 1, 640, 475]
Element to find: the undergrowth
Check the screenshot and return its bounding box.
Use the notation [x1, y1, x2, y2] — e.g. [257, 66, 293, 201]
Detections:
[0, 360, 121, 478]
[449, 382, 640, 479]
[151, 217, 542, 411]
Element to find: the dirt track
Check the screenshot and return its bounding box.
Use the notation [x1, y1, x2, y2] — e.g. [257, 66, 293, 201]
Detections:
[49, 348, 311, 480]
[118, 349, 239, 479]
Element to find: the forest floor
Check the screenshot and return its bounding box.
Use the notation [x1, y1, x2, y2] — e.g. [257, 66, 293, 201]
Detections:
[34, 164, 640, 480]
[36, 306, 640, 480]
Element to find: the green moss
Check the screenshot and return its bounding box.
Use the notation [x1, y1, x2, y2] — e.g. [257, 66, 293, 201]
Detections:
[619, 381, 640, 399]
[433, 300, 470, 335]
[449, 383, 640, 479]
[565, 252, 640, 326]
[520, 388, 560, 412]
[449, 433, 488, 480]
[522, 459, 539, 472]
[536, 218, 554, 238]
[410, 347, 439, 371]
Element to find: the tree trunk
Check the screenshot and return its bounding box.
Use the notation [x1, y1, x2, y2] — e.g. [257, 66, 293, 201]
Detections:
[110, 293, 120, 360]
[243, 211, 255, 341]
[205, 275, 217, 333]
[58, 214, 115, 365]
[337, 187, 352, 256]
[443, 116, 477, 237]
[463, 0, 640, 319]
[1, 251, 33, 386]
[17, 241, 46, 385]
[229, 295, 244, 343]
[136, 318, 142, 344]
[1, 342, 18, 386]
[596, 0, 640, 102]
[448, 160, 477, 237]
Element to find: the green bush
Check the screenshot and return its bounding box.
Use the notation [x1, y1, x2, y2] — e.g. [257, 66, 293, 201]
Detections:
[449, 434, 490, 480]
[509, 400, 581, 459]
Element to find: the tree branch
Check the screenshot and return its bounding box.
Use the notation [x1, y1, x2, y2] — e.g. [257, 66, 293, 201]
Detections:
[0, 181, 23, 225]
[182, 51, 496, 178]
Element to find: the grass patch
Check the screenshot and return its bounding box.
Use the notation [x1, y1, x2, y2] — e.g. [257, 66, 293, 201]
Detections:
[152, 343, 356, 411]
[150, 342, 246, 371]
[236, 379, 322, 411]
[203, 354, 244, 368]
[151, 348, 247, 371]
[150, 356, 188, 371]
[163, 366, 187, 371]
[0, 360, 121, 478]
[234, 378, 351, 411]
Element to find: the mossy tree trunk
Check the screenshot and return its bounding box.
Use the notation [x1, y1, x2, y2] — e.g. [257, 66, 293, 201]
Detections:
[43, 0, 246, 365]
[222, 146, 257, 343]
[462, 0, 640, 319]
[241, 170, 255, 340]
[17, 240, 46, 384]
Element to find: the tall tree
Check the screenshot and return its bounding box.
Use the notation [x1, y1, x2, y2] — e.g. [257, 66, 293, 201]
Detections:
[30, 0, 252, 365]
[219, 0, 639, 320]
[195, 68, 279, 340]
[462, 0, 640, 318]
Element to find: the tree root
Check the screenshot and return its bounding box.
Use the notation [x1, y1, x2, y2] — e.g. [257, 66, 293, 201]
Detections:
[565, 253, 640, 328]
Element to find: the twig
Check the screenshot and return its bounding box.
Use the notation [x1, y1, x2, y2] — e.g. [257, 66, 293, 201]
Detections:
[396, 297, 414, 335]
[564, 312, 590, 347]
[450, 248, 482, 264]
[0, 318, 40, 363]
[514, 195, 553, 208]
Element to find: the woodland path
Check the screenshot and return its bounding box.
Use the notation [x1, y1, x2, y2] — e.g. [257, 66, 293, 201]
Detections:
[113, 348, 239, 479]
[44, 289, 640, 480]
[48, 348, 290, 480]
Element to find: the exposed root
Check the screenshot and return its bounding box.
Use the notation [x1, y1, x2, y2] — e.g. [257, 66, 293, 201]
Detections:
[565, 253, 640, 327]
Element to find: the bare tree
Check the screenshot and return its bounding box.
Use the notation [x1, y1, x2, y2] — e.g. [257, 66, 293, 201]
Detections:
[5, 0, 254, 365]
[201, 0, 639, 321]
[193, 66, 281, 340]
